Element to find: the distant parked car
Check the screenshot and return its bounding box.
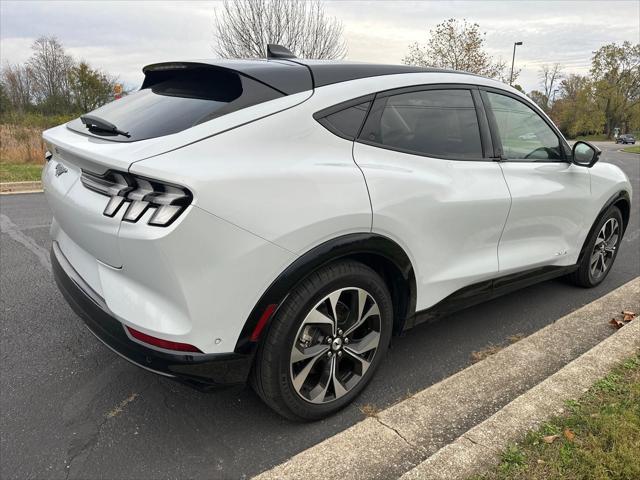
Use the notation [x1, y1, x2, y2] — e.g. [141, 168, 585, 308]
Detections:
[616, 134, 636, 144]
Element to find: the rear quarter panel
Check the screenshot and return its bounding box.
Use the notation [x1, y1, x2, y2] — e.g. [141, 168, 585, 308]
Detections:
[130, 96, 373, 255]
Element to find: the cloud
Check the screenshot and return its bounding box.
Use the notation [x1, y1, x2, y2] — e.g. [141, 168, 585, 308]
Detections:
[1, 0, 638, 92]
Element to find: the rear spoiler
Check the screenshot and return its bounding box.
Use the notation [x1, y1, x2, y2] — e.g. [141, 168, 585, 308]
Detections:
[141, 60, 312, 96]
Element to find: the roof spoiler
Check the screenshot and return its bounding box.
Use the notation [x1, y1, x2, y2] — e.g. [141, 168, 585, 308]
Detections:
[266, 44, 297, 59]
[140, 60, 312, 95]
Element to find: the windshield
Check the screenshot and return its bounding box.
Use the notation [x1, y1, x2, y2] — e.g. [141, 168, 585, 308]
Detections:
[67, 67, 284, 142]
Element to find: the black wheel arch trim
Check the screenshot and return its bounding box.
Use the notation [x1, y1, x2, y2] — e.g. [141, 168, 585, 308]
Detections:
[234, 233, 417, 354]
[577, 190, 631, 264]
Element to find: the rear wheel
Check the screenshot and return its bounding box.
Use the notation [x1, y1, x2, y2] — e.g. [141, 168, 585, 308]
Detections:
[251, 260, 393, 421]
[568, 206, 623, 287]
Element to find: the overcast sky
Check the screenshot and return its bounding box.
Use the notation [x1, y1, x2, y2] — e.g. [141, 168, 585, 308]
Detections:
[1, 0, 639, 92]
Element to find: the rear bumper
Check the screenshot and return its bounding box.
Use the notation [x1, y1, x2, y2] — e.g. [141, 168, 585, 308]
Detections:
[51, 242, 254, 388]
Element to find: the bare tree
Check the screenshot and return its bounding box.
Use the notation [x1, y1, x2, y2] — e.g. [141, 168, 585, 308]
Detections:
[214, 0, 347, 59]
[27, 36, 74, 112]
[538, 63, 563, 111]
[403, 18, 515, 82]
[1, 63, 33, 112]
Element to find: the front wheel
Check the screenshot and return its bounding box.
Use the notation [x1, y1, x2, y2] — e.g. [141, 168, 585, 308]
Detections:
[568, 206, 623, 287]
[251, 260, 393, 421]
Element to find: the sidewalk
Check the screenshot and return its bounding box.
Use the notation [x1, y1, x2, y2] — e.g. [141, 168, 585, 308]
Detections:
[0, 181, 43, 194]
[254, 277, 640, 480]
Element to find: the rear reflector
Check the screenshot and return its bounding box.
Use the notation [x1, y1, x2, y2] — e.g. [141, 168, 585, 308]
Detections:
[126, 326, 202, 353]
[250, 304, 278, 342]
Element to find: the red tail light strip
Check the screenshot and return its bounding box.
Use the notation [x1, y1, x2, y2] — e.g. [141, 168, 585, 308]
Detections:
[126, 326, 202, 353]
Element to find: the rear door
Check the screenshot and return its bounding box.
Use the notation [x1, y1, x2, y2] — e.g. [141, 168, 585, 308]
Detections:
[480, 89, 591, 272]
[352, 85, 512, 309]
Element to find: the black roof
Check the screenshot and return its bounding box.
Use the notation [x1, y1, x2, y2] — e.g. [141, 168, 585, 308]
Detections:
[142, 59, 466, 96]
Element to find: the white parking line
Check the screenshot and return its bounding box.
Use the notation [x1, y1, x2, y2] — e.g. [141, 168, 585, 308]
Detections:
[0, 213, 51, 273]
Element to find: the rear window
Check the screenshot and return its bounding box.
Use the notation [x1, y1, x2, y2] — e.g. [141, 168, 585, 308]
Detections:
[67, 67, 285, 142]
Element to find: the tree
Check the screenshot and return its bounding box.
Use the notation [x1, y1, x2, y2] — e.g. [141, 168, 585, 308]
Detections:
[68, 62, 116, 112]
[27, 36, 74, 114]
[0, 83, 9, 115]
[528, 90, 548, 110]
[538, 63, 563, 112]
[590, 41, 640, 136]
[214, 0, 347, 59]
[1, 63, 33, 112]
[550, 74, 603, 138]
[402, 18, 514, 82]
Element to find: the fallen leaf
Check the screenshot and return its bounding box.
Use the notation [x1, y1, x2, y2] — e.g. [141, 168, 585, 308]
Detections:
[563, 428, 576, 442]
[622, 310, 636, 322]
[537, 459, 546, 464]
[543, 434, 559, 444]
[609, 318, 624, 329]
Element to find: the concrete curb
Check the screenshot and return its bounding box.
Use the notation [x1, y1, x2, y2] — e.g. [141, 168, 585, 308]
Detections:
[401, 311, 639, 480]
[0, 181, 43, 194]
[254, 277, 640, 480]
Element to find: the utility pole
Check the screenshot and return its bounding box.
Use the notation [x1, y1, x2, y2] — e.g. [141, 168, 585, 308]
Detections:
[510, 41, 523, 85]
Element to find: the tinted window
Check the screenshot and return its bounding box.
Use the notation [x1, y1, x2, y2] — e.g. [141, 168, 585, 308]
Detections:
[318, 101, 371, 140]
[359, 89, 483, 159]
[67, 67, 284, 142]
[485, 92, 562, 161]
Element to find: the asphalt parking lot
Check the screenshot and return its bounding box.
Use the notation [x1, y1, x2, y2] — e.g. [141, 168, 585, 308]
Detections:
[1, 142, 638, 480]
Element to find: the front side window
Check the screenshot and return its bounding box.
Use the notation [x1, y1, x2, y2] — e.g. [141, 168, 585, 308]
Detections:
[359, 89, 483, 159]
[485, 92, 562, 161]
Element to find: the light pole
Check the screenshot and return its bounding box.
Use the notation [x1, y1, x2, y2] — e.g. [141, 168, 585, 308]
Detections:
[510, 41, 523, 86]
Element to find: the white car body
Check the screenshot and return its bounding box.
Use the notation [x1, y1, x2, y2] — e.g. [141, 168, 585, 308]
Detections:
[43, 54, 631, 416]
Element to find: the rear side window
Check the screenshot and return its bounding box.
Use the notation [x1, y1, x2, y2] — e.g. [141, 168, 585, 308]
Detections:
[67, 67, 284, 142]
[359, 89, 483, 159]
[316, 101, 371, 140]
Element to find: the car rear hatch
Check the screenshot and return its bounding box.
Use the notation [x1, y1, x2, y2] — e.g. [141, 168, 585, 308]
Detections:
[44, 59, 313, 269]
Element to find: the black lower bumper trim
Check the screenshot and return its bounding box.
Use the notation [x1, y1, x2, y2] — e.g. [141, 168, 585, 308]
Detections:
[51, 242, 253, 388]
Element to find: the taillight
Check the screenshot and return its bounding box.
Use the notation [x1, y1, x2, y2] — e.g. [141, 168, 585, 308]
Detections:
[126, 326, 202, 353]
[81, 170, 192, 227]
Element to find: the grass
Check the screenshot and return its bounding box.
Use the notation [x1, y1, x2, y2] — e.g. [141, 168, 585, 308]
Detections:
[573, 133, 610, 142]
[470, 334, 526, 364]
[0, 163, 43, 182]
[0, 122, 48, 182]
[622, 145, 640, 154]
[471, 355, 640, 480]
[359, 403, 381, 417]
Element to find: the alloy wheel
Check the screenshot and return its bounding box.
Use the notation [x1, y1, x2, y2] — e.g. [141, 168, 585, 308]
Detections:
[289, 287, 381, 404]
[590, 217, 619, 280]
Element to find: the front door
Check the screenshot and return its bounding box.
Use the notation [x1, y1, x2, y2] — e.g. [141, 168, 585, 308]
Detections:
[481, 89, 591, 273]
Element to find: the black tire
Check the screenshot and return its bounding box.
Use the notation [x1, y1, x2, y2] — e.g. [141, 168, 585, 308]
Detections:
[250, 260, 393, 421]
[567, 205, 623, 288]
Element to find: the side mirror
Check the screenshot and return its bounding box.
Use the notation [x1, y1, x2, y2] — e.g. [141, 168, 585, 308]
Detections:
[572, 141, 601, 168]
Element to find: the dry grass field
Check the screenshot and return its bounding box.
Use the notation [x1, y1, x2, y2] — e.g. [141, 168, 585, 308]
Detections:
[1, 124, 47, 165]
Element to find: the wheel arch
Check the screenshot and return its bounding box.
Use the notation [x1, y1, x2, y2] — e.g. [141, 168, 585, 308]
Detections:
[234, 233, 417, 354]
[577, 189, 631, 264]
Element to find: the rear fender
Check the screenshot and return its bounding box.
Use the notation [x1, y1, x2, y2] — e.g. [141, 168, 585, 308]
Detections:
[234, 233, 416, 354]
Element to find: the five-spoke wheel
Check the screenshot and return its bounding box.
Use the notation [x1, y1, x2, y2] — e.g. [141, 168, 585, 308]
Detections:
[251, 260, 392, 421]
[290, 288, 381, 404]
[589, 217, 619, 281]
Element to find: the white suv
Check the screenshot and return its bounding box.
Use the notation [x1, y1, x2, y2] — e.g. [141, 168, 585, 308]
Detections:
[44, 45, 631, 420]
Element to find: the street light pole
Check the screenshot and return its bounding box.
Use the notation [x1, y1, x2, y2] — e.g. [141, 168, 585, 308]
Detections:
[510, 41, 523, 85]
